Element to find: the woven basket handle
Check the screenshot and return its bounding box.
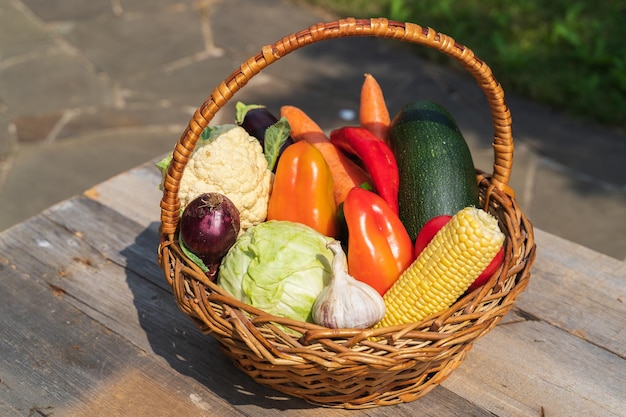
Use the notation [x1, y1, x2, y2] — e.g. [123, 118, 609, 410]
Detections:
[160, 17, 514, 235]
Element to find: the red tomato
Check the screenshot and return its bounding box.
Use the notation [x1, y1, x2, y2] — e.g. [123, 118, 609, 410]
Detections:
[413, 215, 452, 258]
[466, 246, 504, 292]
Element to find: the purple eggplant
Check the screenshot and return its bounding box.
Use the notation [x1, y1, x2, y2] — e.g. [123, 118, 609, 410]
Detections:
[237, 104, 294, 172]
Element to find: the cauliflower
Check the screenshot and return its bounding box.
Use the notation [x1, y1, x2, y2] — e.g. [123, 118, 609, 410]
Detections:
[177, 124, 273, 232]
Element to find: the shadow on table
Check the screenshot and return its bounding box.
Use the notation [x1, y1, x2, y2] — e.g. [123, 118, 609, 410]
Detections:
[121, 222, 317, 411]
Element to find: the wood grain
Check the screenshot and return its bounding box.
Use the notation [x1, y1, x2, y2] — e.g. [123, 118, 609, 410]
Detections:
[515, 229, 626, 357]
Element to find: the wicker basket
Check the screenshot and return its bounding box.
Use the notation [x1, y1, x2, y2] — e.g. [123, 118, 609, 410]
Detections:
[157, 17, 536, 409]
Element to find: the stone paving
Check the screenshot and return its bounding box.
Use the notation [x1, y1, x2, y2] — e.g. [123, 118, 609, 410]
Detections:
[1, 0, 625, 260]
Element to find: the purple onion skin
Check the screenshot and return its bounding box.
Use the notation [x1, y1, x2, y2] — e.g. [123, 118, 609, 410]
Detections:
[180, 193, 240, 277]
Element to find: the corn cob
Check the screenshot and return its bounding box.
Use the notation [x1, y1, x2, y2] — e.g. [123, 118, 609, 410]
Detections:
[376, 206, 505, 327]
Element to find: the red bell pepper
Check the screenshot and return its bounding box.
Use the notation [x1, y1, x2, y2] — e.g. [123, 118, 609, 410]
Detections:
[330, 126, 400, 214]
[343, 187, 414, 295]
[414, 214, 505, 292]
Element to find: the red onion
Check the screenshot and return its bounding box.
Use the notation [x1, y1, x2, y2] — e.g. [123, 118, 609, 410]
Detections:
[180, 193, 240, 279]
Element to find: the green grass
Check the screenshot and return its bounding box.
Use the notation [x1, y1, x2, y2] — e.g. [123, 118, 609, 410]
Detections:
[297, 0, 626, 127]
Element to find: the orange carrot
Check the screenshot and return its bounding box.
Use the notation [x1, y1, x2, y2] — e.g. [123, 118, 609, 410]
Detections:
[360, 73, 390, 142]
[281, 105, 372, 206]
[280, 104, 326, 139]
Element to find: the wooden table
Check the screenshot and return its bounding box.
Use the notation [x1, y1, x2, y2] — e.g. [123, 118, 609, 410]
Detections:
[1, 160, 624, 417]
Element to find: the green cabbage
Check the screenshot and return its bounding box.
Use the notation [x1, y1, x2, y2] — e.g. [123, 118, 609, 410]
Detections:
[218, 220, 334, 323]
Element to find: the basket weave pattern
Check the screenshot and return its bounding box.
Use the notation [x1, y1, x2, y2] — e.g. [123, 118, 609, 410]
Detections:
[157, 18, 536, 409]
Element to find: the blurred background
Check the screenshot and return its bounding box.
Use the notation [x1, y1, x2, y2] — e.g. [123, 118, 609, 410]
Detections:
[0, 0, 625, 260]
[300, 0, 626, 127]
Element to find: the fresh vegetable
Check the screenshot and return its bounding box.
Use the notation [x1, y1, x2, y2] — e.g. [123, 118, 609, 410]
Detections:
[334, 182, 374, 243]
[330, 126, 399, 214]
[267, 141, 338, 238]
[312, 240, 385, 329]
[359, 73, 390, 142]
[279, 105, 325, 139]
[164, 124, 272, 233]
[388, 100, 480, 240]
[280, 105, 372, 206]
[414, 214, 505, 292]
[179, 193, 240, 279]
[412, 215, 453, 258]
[235, 102, 294, 172]
[376, 207, 505, 327]
[467, 245, 504, 292]
[342, 187, 414, 296]
[218, 220, 334, 324]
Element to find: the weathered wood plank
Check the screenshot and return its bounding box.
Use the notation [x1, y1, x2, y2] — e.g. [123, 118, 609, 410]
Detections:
[82, 159, 164, 229]
[442, 309, 626, 417]
[0, 261, 242, 417]
[0, 204, 168, 342]
[515, 229, 626, 357]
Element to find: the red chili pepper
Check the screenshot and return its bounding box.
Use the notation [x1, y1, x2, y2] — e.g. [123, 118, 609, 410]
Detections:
[330, 126, 400, 214]
[414, 214, 505, 292]
[343, 187, 414, 295]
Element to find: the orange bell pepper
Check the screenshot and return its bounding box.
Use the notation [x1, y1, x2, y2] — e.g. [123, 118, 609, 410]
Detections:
[343, 187, 414, 295]
[267, 141, 338, 237]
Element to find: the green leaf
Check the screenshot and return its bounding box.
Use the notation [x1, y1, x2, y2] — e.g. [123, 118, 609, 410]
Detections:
[178, 230, 210, 273]
[264, 117, 291, 171]
[198, 124, 238, 147]
[200, 125, 217, 141]
[358, 182, 374, 192]
[155, 153, 173, 190]
[235, 102, 266, 125]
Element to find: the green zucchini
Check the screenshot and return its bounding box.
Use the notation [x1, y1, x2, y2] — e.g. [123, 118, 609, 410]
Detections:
[389, 100, 479, 240]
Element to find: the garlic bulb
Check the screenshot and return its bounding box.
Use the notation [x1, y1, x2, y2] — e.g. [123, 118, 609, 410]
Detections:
[312, 240, 386, 329]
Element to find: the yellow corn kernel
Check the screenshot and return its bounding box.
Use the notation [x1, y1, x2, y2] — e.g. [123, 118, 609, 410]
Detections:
[376, 207, 505, 328]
